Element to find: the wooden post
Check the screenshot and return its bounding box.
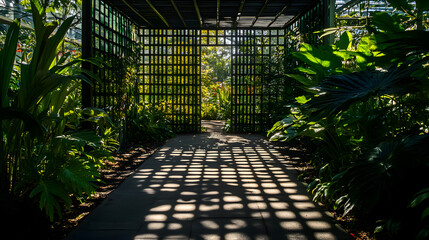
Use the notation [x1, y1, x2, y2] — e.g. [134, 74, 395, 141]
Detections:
[324, 0, 336, 45]
[82, 0, 93, 109]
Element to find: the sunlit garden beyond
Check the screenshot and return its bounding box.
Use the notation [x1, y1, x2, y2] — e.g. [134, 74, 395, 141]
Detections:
[1, 0, 429, 239]
[201, 46, 231, 123]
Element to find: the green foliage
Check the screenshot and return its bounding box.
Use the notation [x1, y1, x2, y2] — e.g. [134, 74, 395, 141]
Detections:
[268, 4, 429, 238]
[201, 80, 231, 120]
[336, 135, 429, 213]
[307, 63, 420, 120]
[126, 103, 174, 144]
[410, 188, 429, 239]
[25, 107, 117, 221]
[0, 0, 117, 222]
[333, 135, 429, 239]
[0, 20, 20, 108]
[288, 31, 375, 89]
[201, 46, 231, 122]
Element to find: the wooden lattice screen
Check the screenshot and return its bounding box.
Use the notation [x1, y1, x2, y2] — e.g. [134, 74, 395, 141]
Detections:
[138, 29, 201, 133]
[230, 29, 286, 133]
[285, 0, 325, 47]
[83, 0, 328, 135]
[231, 29, 263, 133]
[85, 0, 137, 122]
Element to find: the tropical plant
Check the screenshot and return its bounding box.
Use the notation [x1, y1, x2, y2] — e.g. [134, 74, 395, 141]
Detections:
[334, 134, 429, 239]
[201, 45, 231, 121]
[126, 102, 174, 144]
[0, 0, 117, 222]
[201, 81, 231, 120]
[410, 187, 429, 239]
[267, 0, 429, 238]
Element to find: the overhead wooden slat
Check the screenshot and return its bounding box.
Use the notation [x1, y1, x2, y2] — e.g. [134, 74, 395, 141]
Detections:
[120, 0, 153, 27]
[267, 2, 290, 27]
[104, 0, 318, 29]
[193, 0, 203, 28]
[170, 0, 187, 27]
[144, 0, 170, 28]
[250, 0, 269, 27]
[216, 0, 220, 28]
[233, 0, 246, 28]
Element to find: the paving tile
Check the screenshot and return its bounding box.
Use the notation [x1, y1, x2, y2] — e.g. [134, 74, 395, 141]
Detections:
[190, 218, 269, 240]
[67, 229, 138, 240]
[135, 221, 192, 240]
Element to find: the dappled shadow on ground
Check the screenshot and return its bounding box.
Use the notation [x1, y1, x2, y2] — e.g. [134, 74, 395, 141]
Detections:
[202, 120, 225, 133]
[68, 131, 349, 240]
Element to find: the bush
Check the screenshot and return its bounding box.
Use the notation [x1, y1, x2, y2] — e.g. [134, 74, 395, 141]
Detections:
[201, 82, 231, 120]
[0, 0, 118, 222]
[267, 1, 429, 238]
[126, 102, 174, 144]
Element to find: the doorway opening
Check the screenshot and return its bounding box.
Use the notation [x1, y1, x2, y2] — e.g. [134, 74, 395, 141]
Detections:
[200, 31, 232, 132]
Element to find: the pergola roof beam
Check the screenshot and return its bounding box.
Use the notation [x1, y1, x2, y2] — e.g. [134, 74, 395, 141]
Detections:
[106, 0, 317, 29]
[336, 0, 363, 13]
[193, 0, 203, 28]
[233, 0, 246, 28]
[120, 0, 153, 27]
[282, 0, 319, 29]
[170, 0, 187, 28]
[267, 2, 290, 27]
[216, 0, 221, 28]
[144, 0, 170, 28]
[250, 0, 269, 28]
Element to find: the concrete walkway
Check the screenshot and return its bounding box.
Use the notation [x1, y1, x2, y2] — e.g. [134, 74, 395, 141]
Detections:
[68, 121, 349, 240]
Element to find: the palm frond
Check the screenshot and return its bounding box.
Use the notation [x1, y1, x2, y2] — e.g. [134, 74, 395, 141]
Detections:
[307, 64, 420, 120]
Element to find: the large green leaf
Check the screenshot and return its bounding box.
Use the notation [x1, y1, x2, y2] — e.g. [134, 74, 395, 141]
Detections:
[335, 31, 353, 50]
[59, 159, 100, 197]
[38, 16, 75, 73]
[292, 43, 343, 82]
[19, 0, 76, 111]
[29, 179, 72, 221]
[410, 188, 429, 208]
[416, 0, 429, 11]
[307, 64, 419, 120]
[0, 108, 46, 139]
[371, 12, 404, 33]
[286, 73, 318, 87]
[335, 134, 429, 216]
[377, 30, 429, 56]
[56, 130, 102, 149]
[0, 19, 20, 108]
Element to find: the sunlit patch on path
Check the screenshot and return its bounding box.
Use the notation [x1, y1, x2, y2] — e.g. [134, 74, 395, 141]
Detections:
[68, 121, 348, 240]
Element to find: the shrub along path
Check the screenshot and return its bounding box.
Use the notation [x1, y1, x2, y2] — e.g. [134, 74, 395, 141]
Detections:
[67, 121, 349, 240]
